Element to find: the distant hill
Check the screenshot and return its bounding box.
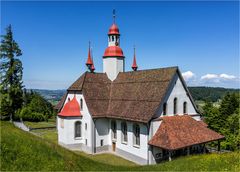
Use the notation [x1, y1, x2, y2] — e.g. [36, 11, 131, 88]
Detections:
[29, 87, 239, 104]
[188, 87, 239, 102]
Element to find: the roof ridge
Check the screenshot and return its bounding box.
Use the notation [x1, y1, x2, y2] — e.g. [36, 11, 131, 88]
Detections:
[119, 66, 178, 74]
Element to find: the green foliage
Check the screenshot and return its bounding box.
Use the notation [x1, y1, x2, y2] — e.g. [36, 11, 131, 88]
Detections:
[0, 25, 23, 121]
[17, 91, 56, 122]
[189, 86, 239, 102]
[203, 93, 240, 151]
[1, 121, 239, 171]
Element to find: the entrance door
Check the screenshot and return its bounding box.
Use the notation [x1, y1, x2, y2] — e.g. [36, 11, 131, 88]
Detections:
[112, 142, 116, 152]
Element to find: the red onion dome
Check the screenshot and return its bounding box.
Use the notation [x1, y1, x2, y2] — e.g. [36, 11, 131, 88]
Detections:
[103, 46, 124, 58]
[108, 24, 120, 35]
[58, 96, 81, 117]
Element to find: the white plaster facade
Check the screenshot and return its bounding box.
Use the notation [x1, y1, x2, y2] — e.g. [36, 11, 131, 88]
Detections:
[103, 57, 124, 81]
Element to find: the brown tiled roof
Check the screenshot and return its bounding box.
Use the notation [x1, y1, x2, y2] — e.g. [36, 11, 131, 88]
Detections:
[55, 93, 67, 112]
[148, 115, 224, 150]
[58, 67, 178, 123]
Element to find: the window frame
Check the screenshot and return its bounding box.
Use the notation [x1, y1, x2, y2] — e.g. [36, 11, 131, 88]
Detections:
[133, 123, 140, 147]
[163, 102, 167, 115]
[111, 120, 117, 140]
[74, 121, 82, 139]
[121, 122, 128, 144]
[80, 98, 83, 110]
[183, 101, 187, 114]
[173, 97, 178, 115]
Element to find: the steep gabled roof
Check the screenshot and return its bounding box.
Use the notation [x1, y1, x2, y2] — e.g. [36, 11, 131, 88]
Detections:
[148, 115, 224, 150]
[58, 95, 81, 117]
[58, 67, 184, 123]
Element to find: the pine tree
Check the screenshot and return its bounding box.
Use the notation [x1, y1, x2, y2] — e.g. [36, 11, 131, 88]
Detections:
[0, 25, 23, 121]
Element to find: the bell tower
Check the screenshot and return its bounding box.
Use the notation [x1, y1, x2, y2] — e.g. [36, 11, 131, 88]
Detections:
[103, 10, 125, 81]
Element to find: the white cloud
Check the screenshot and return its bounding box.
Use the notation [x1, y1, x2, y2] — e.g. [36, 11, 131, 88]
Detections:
[200, 74, 219, 80]
[182, 71, 196, 81]
[219, 74, 236, 80]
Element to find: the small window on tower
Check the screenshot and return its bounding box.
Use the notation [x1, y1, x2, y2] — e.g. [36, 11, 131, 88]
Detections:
[112, 36, 114, 41]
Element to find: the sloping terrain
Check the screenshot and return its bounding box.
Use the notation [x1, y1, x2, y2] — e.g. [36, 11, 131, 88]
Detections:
[1, 121, 239, 171]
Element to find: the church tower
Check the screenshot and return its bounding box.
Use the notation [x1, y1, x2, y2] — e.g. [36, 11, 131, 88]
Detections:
[103, 11, 125, 81]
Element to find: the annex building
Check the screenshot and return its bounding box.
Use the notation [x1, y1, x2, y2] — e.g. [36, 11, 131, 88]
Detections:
[56, 13, 224, 165]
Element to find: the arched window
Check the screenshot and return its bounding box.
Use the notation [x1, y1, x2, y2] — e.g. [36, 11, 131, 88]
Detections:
[163, 103, 167, 115]
[111, 120, 117, 140]
[173, 98, 177, 115]
[133, 124, 140, 146]
[183, 101, 187, 114]
[75, 121, 82, 138]
[80, 98, 83, 110]
[121, 122, 128, 143]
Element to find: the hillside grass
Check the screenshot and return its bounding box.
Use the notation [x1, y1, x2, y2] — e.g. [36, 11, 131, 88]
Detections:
[24, 117, 56, 129]
[1, 121, 239, 171]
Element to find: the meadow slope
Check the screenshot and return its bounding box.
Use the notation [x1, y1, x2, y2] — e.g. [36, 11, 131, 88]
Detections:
[1, 121, 239, 171]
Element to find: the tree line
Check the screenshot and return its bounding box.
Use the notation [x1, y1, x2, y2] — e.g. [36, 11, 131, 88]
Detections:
[189, 86, 239, 102]
[0, 25, 55, 122]
[203, 92, 240, 150]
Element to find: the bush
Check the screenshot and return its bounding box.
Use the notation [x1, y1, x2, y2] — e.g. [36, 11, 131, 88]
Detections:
[18, 91, 55, 122]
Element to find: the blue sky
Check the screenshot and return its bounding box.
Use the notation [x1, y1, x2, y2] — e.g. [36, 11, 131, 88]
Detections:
[1, 1, 239, 89]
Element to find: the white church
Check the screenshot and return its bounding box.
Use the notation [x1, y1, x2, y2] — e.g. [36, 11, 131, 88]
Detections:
[56, 13, 224, 165]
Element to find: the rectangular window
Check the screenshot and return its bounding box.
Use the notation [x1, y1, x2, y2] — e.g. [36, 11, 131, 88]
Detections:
[100, 139, 104, 146]
[85, 139, 87, 146]
[121, 122, 128, 143]
[133, 124, 140, 146]
[111, 121, 117, 140]
[75, 121, 82, 138]
[85, 123, 87, 130]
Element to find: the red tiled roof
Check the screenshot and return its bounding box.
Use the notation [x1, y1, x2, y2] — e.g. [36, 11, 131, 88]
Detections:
[58, 95, 81, 117]
[108, 23, 120, 35]
[132, 50, 138, 71]
[103, 46, 124, 58]
[148, 115, 224, 150]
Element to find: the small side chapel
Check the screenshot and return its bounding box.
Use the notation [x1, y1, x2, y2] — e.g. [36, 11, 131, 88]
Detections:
[56, 12, 224, 165]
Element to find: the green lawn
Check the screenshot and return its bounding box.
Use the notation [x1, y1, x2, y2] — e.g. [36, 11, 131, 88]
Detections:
[1, 121, 239, 171]
[24, 118, 56, 129]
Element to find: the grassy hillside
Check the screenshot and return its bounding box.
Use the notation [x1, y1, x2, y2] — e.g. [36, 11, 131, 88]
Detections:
[1, 121, 239, 171]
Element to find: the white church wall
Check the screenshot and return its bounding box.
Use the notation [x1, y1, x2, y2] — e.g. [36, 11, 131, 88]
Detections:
[151, 120, 162, 137]
[154, 73, 198, 119]
[95, 118, 110, 148]
[57, 93, 94, 152]
[112, 120, 148, 164]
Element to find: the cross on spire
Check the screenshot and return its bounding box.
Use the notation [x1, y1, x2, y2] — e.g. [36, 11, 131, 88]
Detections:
[113, 9, 116, 23]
